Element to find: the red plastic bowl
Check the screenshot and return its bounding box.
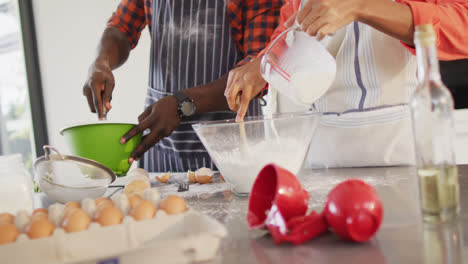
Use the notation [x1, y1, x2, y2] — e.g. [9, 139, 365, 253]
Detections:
[247, 164, 309, 229]
[324, 179, 383, 242]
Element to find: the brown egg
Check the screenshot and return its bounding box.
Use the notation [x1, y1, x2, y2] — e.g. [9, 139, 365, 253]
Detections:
[155, 172, 171, 183]
[95, 197, 111, 206]
[65, 201, 81, 211]
[220, 174, 226, 182]
[95, 199, 114, 210]
[124, 179, 150, 195]
[26, 219, 55, 239]
[33, 208, 48, 215]
[160, 195, 187, 215]
[95, 204, 114, 215]
[0, 213, 14, 224]
[64, 201, 82, 218]
[130, 200, 157, 221]
[0, 223, 19, 245]
[127, 193, 143, 209]
[94, 206, 123, 226]
[62, 209, 91, 233]
[31, 212, 49, 221]
[187, 170, 197, 183]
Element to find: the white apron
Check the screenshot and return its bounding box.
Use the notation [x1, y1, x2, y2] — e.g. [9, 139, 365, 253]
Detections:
[264, 22, 418, 168]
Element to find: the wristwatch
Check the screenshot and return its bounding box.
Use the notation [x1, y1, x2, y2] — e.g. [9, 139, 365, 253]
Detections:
[174, 91, 196, 119]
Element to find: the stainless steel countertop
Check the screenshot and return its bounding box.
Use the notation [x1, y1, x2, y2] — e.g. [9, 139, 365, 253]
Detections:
[186, 166, 468, 264]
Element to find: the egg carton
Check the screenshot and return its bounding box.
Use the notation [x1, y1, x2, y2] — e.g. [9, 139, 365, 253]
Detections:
[1, 208, 226, 264]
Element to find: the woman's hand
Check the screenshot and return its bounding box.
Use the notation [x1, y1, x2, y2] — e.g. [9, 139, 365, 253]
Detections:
[224, 57, 266, 122]
[296, 0, 363, 39]
[120, 96, 181, 163]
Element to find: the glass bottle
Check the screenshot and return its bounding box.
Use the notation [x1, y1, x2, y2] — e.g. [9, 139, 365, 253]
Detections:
[423, 221, 464, 264]
[0, 154, 34, 214]
[409, 24, 459, 223]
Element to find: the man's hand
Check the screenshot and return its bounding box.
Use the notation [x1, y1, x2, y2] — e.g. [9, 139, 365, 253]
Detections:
[83, 27, 131, 120]
[296, 0, 363, 40]
[83, 58, 115, 120]
[120, 96, 181, 163]
[224, 57, 266, 122]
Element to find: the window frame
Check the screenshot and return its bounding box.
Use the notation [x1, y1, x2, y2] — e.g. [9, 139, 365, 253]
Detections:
[17, 0, 48, 157]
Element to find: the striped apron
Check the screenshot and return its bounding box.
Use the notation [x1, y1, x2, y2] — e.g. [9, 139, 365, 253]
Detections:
[140, 0, 261, 172]
[266, 22, 419, 167]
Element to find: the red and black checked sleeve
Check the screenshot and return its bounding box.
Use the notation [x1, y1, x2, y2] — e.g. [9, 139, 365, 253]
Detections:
[107, 0, 148, 49]
[228, 0, 284, 66]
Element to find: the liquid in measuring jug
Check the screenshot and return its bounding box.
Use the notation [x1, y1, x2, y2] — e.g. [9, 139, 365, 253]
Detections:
[418, 165, 460, 223]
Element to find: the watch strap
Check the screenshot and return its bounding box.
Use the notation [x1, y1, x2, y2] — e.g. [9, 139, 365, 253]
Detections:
[174, 91, 189, 103]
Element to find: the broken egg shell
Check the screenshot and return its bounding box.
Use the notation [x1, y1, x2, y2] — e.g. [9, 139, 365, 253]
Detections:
[0, 223, 19, 245]
[160, 195, 187, 215]
[124, 179, 150, 195]
[195, 174, 213, 184]
[195, 167, 214, 177]
[62, 209, 91, 233]
[187, 170, 197, 183]
[130, 200, 157, 221]
[26, 218, 55, 239]
[195, 167, 214, 184]
[155, 172, 171, 183]
[94, 206, 123, 226]
[0, 213, 15, 224]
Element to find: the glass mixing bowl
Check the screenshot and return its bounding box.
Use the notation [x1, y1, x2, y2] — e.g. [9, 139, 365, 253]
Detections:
[193, 112, 321, 196]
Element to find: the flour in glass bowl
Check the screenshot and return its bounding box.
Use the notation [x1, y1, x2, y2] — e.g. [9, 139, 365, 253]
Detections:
[211, 138, 307, 195]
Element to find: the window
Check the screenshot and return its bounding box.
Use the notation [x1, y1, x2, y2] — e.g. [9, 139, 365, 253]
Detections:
[0, 0, 47, 170]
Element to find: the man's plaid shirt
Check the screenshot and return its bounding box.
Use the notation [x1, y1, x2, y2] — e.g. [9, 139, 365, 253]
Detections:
[107, 0, 283, 66]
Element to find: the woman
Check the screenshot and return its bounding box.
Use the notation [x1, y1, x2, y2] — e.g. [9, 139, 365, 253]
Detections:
[225, 0, 468, 167]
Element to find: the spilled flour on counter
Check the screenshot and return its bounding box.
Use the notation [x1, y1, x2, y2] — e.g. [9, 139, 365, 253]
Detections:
[301, 169, 409, 211]
[149, 172, 230, 199]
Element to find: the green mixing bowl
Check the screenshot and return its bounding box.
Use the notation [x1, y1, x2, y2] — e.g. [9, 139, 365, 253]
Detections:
[60, 123, 142, 176]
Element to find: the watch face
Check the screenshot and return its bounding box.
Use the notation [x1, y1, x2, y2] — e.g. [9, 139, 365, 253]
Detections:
[180, 101, 195, 116]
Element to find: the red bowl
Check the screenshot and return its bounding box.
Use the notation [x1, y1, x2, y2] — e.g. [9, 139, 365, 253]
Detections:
[324, 179, 383, 242]
[247, 164, 309, 229]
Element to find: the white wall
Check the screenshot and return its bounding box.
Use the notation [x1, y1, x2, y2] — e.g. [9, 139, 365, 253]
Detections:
[32, 0, 149, 153]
